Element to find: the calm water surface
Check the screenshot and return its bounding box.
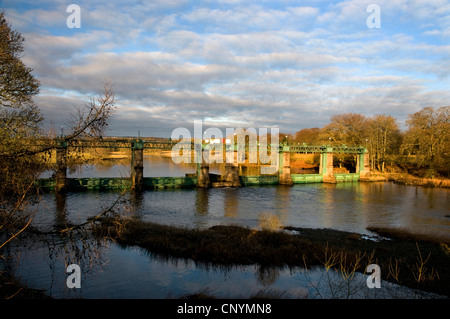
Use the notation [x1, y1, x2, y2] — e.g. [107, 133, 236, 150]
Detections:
[3, 156, 449, 299]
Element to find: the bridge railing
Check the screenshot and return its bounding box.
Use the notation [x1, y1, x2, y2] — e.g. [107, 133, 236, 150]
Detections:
[43, 137, 366, 154]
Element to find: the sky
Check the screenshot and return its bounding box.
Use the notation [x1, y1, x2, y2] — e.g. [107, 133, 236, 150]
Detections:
[2, 0, 450, 137]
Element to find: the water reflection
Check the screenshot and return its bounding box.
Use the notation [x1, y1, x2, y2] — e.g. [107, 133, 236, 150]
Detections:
[4, 236, 444, 299]
[224, 188, 238, 218]
[42, 156, 281, 179]
[32, 181, 450, 238]
[256, 266, 281, 287]
[54, 193, 67, 230]
[274, 185, 291, 224]
[321, 183, 337, 230]
[195, 188, 209, 216]
[7, 160, 450, 298]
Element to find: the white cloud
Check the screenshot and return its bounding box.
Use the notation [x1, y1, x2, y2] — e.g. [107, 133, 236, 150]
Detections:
[3, 0, 450, 136]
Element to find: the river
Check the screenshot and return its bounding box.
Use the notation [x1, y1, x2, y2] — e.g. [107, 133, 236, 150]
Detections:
[2, 156, 449, 299]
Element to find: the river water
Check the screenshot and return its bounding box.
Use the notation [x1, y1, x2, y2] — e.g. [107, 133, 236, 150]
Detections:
[2, 156, 449, 299]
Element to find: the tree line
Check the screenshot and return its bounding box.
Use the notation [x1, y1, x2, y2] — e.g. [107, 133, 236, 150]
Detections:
[288, 107, 449, 177]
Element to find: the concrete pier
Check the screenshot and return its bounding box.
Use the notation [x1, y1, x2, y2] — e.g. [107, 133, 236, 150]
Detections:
[321, 147, 337, 183]
[358, 151, 370, 177]
[222, 162, 241, 187]
[131, 138, 144, 191]
[197, 144, 211, 188]
[223, 149, 241, 187]
[278, 146, 293, 185]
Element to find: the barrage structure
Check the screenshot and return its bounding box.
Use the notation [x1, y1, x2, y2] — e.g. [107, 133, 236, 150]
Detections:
[36, 137, 370, 192]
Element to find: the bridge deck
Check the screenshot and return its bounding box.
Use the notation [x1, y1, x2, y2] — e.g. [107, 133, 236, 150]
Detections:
[47, 137, 367, 154]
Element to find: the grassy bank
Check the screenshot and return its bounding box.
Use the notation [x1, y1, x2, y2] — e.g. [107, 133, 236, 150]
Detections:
[361, 172, 450, 188]
[388, 173, 450, 188]
[95, 218, 450, 298]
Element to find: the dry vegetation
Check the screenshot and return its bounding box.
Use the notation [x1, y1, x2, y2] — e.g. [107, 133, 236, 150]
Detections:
[94, 217, 450, 298]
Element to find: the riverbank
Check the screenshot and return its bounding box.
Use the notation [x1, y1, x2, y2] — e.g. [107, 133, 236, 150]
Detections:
[94, 218, 450, 298]
[361, 172, 450, 188]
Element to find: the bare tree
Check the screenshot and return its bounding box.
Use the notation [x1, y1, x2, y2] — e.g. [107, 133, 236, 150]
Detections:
[402, 106, 450, 177]
[366, 115, 402, 172]
[0, 11, 118, 280]
[68, 82, 115, 140]
[318, 113, 368, 146]
[294, 127, 321, 145]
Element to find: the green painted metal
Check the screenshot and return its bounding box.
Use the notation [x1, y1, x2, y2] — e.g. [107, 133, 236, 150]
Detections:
[287, 145, 324, 153]
[35, 176, 198, 191]
[358, 153, 365, 173]
[321, 152, 327, 175]
[143, 176, 197, 189]
[56, 137, 68, 148]
[35, 178, 56, 190]
[38, 138, 369, 192]
[36, 178, 131, 191]
[67, 139, 134, 149]
[51, 137, 367, 155]
[36, 172, 362, 191]
[291, 174, 323, 183]
[70, 178, 131, 190]
[239, 175, 279, 186]
[334, 173, 360, 182]
[132, 138, 144, 150]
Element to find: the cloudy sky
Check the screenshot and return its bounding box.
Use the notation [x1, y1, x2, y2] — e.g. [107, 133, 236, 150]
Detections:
[3, 0, 450, 137]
